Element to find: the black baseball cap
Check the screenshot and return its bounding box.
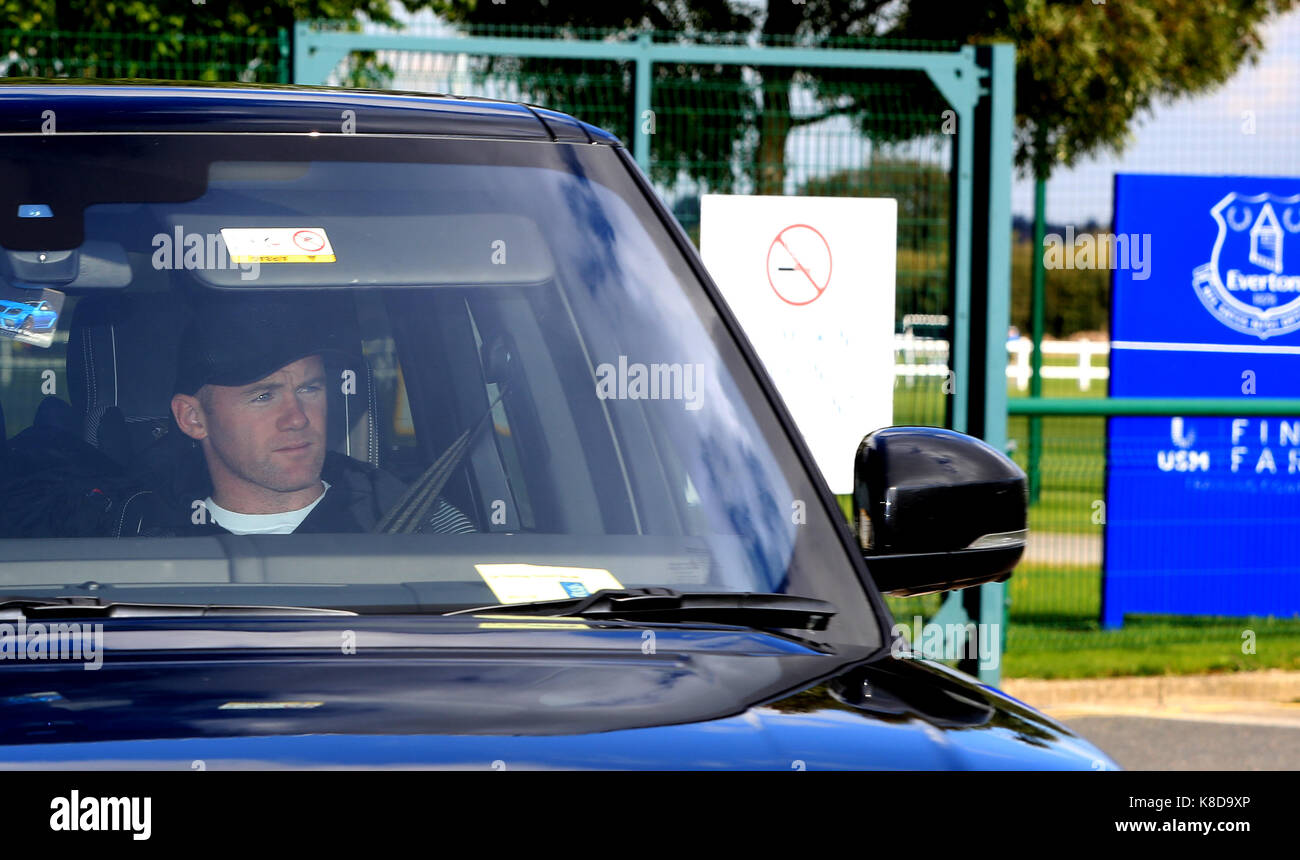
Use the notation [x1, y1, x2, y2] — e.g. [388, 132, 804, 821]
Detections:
[173, 294, 357, 395]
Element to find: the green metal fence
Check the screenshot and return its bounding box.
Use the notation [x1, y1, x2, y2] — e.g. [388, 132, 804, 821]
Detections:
[0, 28, 289, 82]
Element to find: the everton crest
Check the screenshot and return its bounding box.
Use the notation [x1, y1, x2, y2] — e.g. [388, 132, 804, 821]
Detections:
[1192, 191, 1300, 339]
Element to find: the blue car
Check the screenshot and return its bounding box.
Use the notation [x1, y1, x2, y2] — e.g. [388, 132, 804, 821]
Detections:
[0, 82, 1116, 771]
[0, 298, 57, 332]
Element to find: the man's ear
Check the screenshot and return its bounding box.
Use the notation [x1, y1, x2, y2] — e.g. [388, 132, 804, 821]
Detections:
[171, 393, 208, 441]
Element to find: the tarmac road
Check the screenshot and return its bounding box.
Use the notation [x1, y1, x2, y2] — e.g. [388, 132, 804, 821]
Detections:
[1003, 671, 1300, 770]
[1063, 712, 1300, 770]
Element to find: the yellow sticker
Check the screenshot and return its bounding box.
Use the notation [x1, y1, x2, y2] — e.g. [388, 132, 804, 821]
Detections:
[220, 227, 336, 263]
[478, 622, 590, 630]
[474, 564, 623, 605]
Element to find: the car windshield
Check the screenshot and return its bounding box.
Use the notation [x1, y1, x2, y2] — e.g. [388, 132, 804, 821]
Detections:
[0, 133, 880, 647]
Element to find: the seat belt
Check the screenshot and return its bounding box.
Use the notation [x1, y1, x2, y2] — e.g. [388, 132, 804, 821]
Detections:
[372, 386, 507, 534]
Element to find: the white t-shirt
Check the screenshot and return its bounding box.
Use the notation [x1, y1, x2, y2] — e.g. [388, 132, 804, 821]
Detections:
[205, 482, 331, 535]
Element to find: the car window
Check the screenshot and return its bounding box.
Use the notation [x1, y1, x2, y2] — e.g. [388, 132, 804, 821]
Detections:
[0, 133, 880, 648]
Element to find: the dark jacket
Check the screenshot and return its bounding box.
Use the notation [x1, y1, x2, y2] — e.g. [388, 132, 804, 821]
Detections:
[0, 413, 475, 538]
[0, 402, 134, 538]
[117, 449, 413, 537]
[119, 442, 479, 536]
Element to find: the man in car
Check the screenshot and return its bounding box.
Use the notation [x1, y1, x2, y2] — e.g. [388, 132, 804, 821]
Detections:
[122, 297, 475, 536]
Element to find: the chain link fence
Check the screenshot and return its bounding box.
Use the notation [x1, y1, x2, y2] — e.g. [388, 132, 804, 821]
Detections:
[0, 28, 289, 82]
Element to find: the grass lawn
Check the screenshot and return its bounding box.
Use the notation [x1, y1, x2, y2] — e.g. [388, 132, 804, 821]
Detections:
[1003, 562, 1300, 677]
[1008, 562, 1100, 622]
[877, 559, 1300, 679]
[1003, 620, 1300, 679]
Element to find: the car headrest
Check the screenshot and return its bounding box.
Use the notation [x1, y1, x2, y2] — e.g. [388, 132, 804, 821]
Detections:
[68, 292, 189, 459]
[68, 292, 187, 416]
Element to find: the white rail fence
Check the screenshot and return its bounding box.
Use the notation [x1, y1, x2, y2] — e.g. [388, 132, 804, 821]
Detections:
[1, 329, 1106, 392]
[894, 334, 1109, 391]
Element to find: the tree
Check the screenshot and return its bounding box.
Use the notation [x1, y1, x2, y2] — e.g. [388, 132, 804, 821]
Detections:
[891, 0, 1299, 180]
[15, 0, 410, 36]
[1, 1, 433, 83]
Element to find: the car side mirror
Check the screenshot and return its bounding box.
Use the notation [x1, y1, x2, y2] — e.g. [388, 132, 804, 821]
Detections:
[854, 426, 1026, 596]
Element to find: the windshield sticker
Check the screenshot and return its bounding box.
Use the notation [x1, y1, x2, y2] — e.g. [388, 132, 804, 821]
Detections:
[473, 564, 624, 605]
[477, 622, 591, 630]
[0, 285, 64, 348]
[220, 227, 336, 264]
[218, 701, 325, 710]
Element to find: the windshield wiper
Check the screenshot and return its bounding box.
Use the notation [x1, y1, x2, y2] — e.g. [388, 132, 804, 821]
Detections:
[0, 596, 356, 619]
[444, 588, 836, 631]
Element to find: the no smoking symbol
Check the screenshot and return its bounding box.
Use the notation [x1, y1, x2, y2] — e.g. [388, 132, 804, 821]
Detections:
[766, 224, 831, 306]
[294, 229, 326, 252]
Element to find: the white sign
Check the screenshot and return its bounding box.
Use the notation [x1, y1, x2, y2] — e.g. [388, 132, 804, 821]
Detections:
[700, 195, 897, 493]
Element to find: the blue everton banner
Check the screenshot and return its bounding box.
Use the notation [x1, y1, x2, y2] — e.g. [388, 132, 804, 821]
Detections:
[1106, 174, 1300, 628]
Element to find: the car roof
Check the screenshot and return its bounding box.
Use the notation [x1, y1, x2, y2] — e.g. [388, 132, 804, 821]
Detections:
[0, 80, 621, 145]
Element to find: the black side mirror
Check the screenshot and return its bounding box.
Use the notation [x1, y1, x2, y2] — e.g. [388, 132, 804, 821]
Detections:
[854, 426, 1026, 596]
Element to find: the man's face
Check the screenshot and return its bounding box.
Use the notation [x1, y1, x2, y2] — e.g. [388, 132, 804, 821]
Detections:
[174, 355, 328, 501]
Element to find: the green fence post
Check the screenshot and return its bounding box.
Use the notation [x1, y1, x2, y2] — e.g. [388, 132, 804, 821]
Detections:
[633, 31, 653, 174]
[293, 21, 350, 86]
[278, 27, 291, 84]
[1028, 174, 1047, 504]
[948, 46, 978, 435]
[978, 43, 1015, 686]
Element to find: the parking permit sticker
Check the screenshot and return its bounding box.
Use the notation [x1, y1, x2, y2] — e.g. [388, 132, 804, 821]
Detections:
[0, 285, 65, 348]
[220, 227, 336, 263]
[474, 564, 624, 605]
[477, 621, 590, 630]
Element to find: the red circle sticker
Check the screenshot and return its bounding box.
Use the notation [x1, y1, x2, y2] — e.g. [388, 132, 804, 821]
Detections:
[766, 224, 832, 306]
[293, 229, 326, 252]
